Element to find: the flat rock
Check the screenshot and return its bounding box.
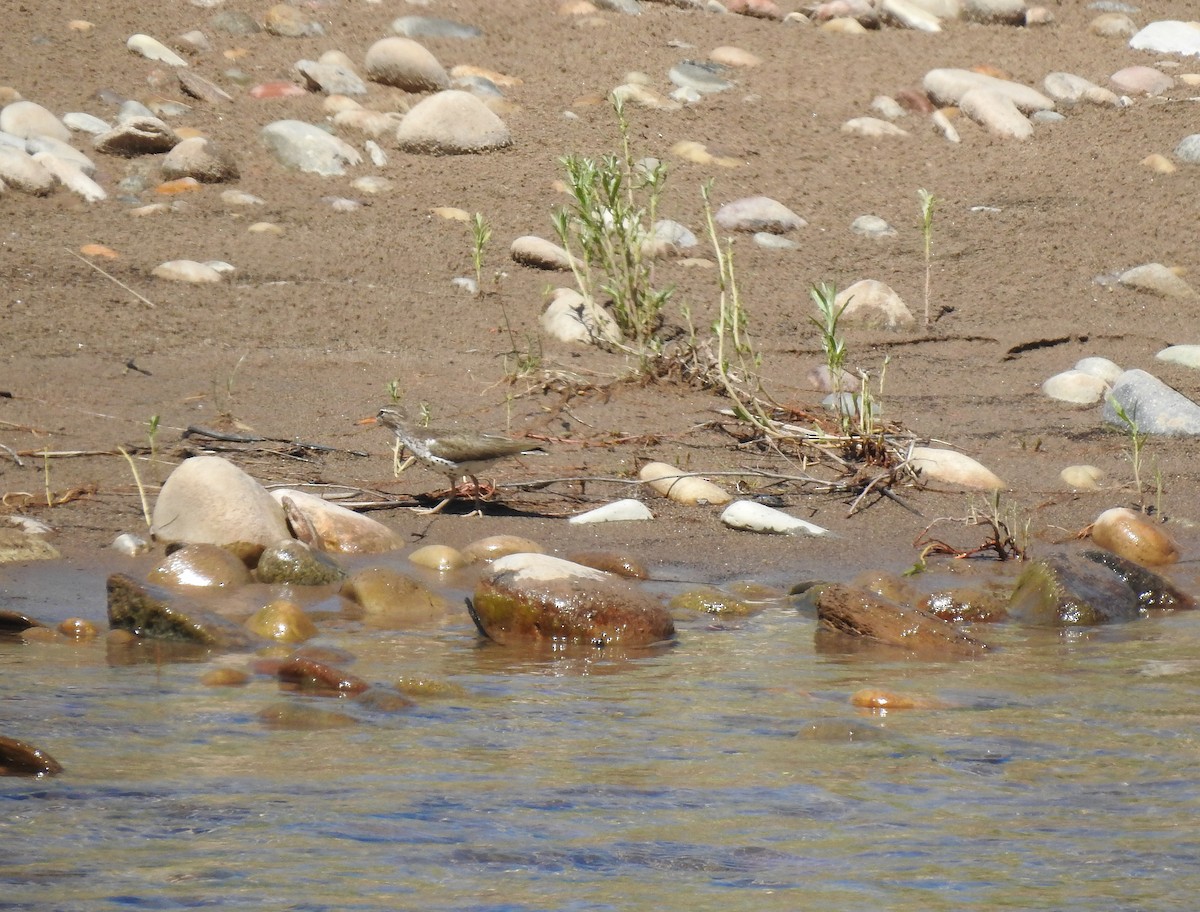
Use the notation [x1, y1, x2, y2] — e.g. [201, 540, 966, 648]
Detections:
[107, 573, 262, 649]
[715, 196, 805, 234]
[1103, 369, 1200, 436]
[923, 68, 1054, 113]
[152, 260, 224, 283]
[1175, 134, 1200, 164]
[961, 0, 1025, 23]
[1043, 72, 1121, 106]
[909, 446, 1004, 489]
[0, 101, 70, 142]
[178, 71, 233, 104]
[295, 60, 367, 96]
[1110, 65, 1175, 96]
[151, 454, 291, 547]
[261, 120, 362, 175]
[816, 584, 987, 657]
[720, 500, 829, 536]
[541, 287, 623, 345]
[1008, 552, 1141, 626]
[958, 88, 1033, 139]
[470, 552, 675, 648]
[511, 235, 576, 270]
[31, 152, 105, 202]
[1156, 344, 1200, 368]
[0, 147, 56, 195]
[1118, 262, 1197, 298]
[127, 34, 188, 67]
[364, 36, 450, 92]
[161, 136, 239, 182]
[841, 117, 909, 138]
[93, 116, 179, 156]
[272, 488, 404, 554]
[395, 90, 511, 154]
[668, 61, 733, 94]
[392, 16, 482, 39]
[1091, 12, 1137, 37]
[1042, 369, 1108, 404]
[569, 499, 654, 524]
[1130, 20, 1200, 56]
[851, 215, 897, 238]
[835, 279, 914, 329]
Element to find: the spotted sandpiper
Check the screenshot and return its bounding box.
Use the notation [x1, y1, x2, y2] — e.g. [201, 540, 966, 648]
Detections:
[376, 405, 545, 514]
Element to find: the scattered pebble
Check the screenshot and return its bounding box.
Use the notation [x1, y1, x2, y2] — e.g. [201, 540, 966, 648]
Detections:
[668, 61, 733, 95]
[720, 500, 829, 536]
[392, 16, 482, 40]
[395, 90, 511, 154]
[835, 279, 914, 329]
[851, 215, 897, 238]
[1130, 20, 1200, 57]
[261, 119, 362, 175]
[1156, 345, 1200, 369]
[511, 236, 576, 271]
[152, 259, 224, 283]
[842, 117, 910, 138]
[1, 100, 70, 141]
[1060, 465, 1104, 490]
[1118, 262, 1197, 298]
[715, 196, 806, 233]
[569, 499, 655, 524]
[1175, 135, 1200, 164]
[126, 34, 188, 67]
[363, 37, 450, 92]
[1042, 369, 1109, 405]
[1109, 65, 1175, 96]
[909, 446, 1004, 490]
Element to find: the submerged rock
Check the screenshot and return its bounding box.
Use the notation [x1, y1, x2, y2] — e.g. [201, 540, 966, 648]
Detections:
[470, 552, 675, 648]
[340, 566, 450, 625]
[0, 735, 62, 778]
[1082, 549, 1195, 611]
[276, 655, 369, 696]
[1007, 553, 1141, 625]
[107, 573, 262, 649]
[816, 584, 988, 656]
[245, 599, 318, 643]
[255, 540, 345, 586]
[147, 543, 253, 589]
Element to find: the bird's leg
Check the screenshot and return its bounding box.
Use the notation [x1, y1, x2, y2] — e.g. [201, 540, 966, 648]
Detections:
[410, 494, 455, 515]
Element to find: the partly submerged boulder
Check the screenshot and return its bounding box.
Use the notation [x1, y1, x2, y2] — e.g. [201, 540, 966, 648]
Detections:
[470, 553, 675, 648]
[815, 583, 988, 657]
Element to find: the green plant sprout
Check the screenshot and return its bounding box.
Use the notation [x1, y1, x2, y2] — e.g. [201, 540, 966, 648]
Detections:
[146, 414, 161, 462]
[386, 379, 402, 403]
[470, 212, 491, 295]
[1109, 395, 1148, 505]
[809, 281, 852, 431]
[552, 96, 672, 355]
[918, 188, 937, 327]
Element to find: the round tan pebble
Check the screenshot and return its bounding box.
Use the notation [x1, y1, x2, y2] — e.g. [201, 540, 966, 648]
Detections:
[567, 551, 648, 579]
[462, 535, 546, 563]
[1060, 465, 1104, 491]
[1090, 507, 1179, 567]
[22, 627, 60, 644]
[245, 600, 318, 644]
[58, 618, 98, 640]
[851, 688, 920, 710]
[202, 667, 251, 687]
[408, 544, 467, 572]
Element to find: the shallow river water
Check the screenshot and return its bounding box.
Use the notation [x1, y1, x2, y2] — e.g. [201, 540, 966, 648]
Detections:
[4, 556, 1200, 912]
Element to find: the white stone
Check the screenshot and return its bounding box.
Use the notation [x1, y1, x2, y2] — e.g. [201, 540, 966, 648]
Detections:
[30, 152, 105, 202]
[1130, 20, 1200, 57]
[958, 88, 1033, 140]
[931, 109, 960, 143]
[511, 236, 576, 271]
[639, 462, 732, 505]
[1074, 357, 1123, 383]
[1118, 263, 1197, 299]
[127, 33, 189, 67]
[1176, 135, 1200, 164]
[569, 499, 655, 524]
[261, 120, 362, 175]
[881, 0, 942, 31]
[0, 146, 56, 195]
[395, 90, 511, 154]
[835, 279, 914, 330]
[62, 112, 112, 135]
[26, 136, 95, 174]
[611, 84, 683, 112]
[332, 109, 404, 137]
[1110, 66, 1175, 96]
[923, 68, 1054, 113]
[0, 101, 70, 142]
[715, 196, 805, 233]
[490, 552, 610, 584]
[1041, 369, 1108, 405]
[909, 446, 1004, 490]
[541, 288, 623, 345]
[1043, 72, 1121, 106]
[1156, 345, 1200, 369]
[850, 215, 896, 238]
[720, 500, 829, 536]
[841, 117, 910, 138]
[152, 260, 224, 283]
[363, 36, 449, 92]
[151, 455, 291, 547]
[1060, 465, 1104, 491]
[870, 95, 905, 119]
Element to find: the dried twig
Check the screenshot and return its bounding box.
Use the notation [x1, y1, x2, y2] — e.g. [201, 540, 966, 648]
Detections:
[66, 247, 157, 309]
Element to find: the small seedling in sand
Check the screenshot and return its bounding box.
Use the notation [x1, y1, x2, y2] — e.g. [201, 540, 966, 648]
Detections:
[918, 188, 937, 327]
[470, 212, 491, 296]
[809, 281, 852, 430]
[1108, 395, 1148, 506]
[146, 414, 161, 462]
[386, 379, 402, 403]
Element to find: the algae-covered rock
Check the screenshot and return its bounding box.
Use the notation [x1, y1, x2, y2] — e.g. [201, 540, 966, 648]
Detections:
[340, 566, 450, 625]
[470, 553, 675, 648]
[919, 586, 1010, 623]
[816, 584, 988, 657]
[106, 573, 263, 649]
[669, 586, 759, 616]
[255, 540, 345, 585]
[1008, 553, 1140, 626]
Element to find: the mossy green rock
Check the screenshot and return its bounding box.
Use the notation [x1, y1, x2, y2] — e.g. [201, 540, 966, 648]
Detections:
[470, 553, 675, 648]
[107, 573, 262, 649]
[1008, 553, 1141, 626]
[669, 586, 758, 616]
[255, 540, 345, 585]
